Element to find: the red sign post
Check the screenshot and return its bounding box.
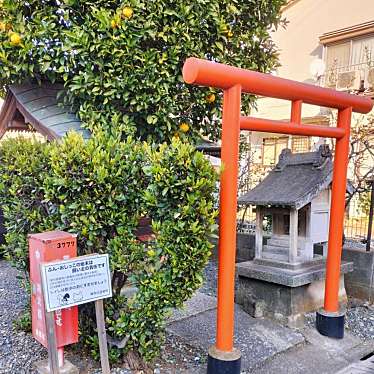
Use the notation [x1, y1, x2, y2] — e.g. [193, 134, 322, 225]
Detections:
[29, 231, 79, 368]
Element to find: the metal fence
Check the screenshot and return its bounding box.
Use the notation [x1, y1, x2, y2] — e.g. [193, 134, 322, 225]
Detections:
[344, 179, 374, 251]
[237, 206, 273, 235]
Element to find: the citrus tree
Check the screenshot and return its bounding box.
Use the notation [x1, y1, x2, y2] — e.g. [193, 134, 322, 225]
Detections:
[0, 0, 287, 364]
[0, 0, 286, 142]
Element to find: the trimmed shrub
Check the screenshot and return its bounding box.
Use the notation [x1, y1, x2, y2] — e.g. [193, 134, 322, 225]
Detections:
[0, 137, 54, 270]
[0, 133, 218, 361]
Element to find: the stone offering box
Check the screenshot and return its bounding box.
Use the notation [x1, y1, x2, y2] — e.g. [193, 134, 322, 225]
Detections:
[236, 146, 353, 327]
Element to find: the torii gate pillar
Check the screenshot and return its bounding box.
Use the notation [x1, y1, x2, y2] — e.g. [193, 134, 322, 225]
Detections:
[183, 57, 373, 374]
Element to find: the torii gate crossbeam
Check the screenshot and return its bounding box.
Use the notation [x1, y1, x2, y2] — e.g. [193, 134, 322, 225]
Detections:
[183, 57, 373, 374]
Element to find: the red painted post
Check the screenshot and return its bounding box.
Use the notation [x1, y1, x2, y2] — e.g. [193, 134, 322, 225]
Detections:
[29, 231, 79, 350]
[324, 107, 352, 312]
[291, 100, 302, 124]
[240, 117, 345, 138]
[182, 57, 373, 370]
[216, 85, 242, 352]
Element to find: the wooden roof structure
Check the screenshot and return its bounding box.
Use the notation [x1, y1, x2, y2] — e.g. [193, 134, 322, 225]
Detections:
[238, 145, 353, 210]
[0, 83, 221, 158]
[0, 83, 90, 140]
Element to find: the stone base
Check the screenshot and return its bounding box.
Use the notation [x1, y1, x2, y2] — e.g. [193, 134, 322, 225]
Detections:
[207, 346, 241, 374]
[34, 359, 79, 374]
[236, 233, 256, 263]
[316, 308, 345, 339]
[342, 247, 374, 303]
[236, 259, 353, 328]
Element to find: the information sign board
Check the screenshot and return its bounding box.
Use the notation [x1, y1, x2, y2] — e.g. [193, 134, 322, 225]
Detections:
[40, 254, 112, 312]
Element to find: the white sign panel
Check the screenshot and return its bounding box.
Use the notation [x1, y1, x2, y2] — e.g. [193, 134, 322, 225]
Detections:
[40, 254, 112, 312]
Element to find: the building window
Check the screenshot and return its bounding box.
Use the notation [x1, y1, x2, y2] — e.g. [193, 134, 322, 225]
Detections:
[291, 136, 311, 153]
[262, 137, 288, 166]
[321, 26, 374, 90]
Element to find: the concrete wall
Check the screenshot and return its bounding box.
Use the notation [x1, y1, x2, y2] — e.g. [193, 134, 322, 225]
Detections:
[342, 247, 374, 302]
[211, 233, 257, 262]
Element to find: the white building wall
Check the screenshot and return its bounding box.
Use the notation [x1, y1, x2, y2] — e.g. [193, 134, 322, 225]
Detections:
[255, 0, 374, 120]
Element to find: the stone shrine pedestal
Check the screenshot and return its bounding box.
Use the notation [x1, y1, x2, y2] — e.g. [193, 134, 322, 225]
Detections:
[236, 257, 353, 328]
[235, 147, 357, 328]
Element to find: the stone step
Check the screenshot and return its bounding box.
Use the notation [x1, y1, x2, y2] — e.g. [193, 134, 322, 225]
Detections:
[261, 251, 289, 262]
[263, 244, 302, 254]
[268, 236, 308, 247]
[267, 238, 290, 247]
[261, 252, 307, 264]
[263, 244, 289, 255]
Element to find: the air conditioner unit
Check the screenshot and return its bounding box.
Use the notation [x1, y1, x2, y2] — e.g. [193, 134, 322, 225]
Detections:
[336, 70, 361, 91]
[366, 67, 374, 89]
[325, 69, 338, 88]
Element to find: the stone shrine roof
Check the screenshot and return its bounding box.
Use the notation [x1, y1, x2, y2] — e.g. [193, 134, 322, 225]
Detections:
[238, 145, 349, 209]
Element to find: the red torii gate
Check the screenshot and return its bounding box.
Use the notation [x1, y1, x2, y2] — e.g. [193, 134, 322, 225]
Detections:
[183, 57, 373, 374]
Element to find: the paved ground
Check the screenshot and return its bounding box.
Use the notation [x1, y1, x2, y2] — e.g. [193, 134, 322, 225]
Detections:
[253, 328, 374, 374]
[168, 292, 374, 374]
[2, 259, 374, 373]
[168, 299, 304, 372]
[337, 354, 374, 374]
[167, 292, 217, 323]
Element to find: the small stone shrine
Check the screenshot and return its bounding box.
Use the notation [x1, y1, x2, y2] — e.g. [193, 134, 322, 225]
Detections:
[236, 145, 353, 327]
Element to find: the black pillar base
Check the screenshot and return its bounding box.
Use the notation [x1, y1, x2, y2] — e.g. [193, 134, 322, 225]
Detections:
[316, 308, 345, 339]
[207, 346, 241, 374]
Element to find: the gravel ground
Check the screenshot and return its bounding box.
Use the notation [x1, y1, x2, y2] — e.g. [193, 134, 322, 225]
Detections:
[200, 259, 218, 297]
[344, 239, 370, 251]
[2, 257, 373, 373]
[305, 301, 374, 341]
[346, 303, 374, 340]
[0, 260, 206, 374]
[0, 260, 46, 374]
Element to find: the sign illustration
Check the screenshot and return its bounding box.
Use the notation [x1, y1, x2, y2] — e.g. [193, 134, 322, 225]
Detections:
[40, 254, 112, 312]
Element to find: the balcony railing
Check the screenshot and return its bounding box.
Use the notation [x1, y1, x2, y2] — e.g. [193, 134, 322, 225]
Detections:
[320, 61, 374, 93]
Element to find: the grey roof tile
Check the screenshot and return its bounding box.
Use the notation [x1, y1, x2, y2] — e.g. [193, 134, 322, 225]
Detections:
[8, 83, 89, 140]
[238, 145, 337, 209]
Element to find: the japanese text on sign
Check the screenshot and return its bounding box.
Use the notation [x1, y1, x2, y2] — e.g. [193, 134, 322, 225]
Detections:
[40, 254, 112, 312]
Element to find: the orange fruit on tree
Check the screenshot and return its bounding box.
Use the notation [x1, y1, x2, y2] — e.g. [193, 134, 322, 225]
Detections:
[111, 19, 118, 29]
[9, 32, 21, 46]
[122, 7, 133, 19]
[0, 22, 6, 32]
[147, 249, 155, 257]
[206, 93, 216, 103]
[179, 123, 190, 133]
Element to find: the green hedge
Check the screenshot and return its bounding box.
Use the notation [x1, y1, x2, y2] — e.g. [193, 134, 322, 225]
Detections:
[0, 132, 218, 361]
[0, 137, 53, 270]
